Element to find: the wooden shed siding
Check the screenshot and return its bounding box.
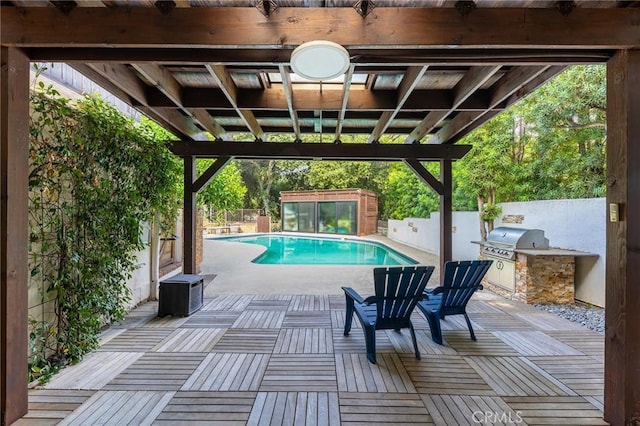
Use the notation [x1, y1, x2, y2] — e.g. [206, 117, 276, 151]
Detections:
[280, 189, 378, 237]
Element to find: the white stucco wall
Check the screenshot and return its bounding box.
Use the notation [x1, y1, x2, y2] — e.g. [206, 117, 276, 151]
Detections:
[497, 198, 605, 306]
[126, 246, 152, 310]
[387, 198, 606, 307]
[387, 211, 481, 261]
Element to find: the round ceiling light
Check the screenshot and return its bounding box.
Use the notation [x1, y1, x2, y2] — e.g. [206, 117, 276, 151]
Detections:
[290, 40, 350, 81]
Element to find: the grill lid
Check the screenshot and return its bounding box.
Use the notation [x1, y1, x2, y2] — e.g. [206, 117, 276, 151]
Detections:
[486, 226, 549, 250]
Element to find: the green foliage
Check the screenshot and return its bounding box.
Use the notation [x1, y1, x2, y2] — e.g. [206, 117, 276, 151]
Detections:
[455, 65, 606, 212]
[28, 79, 180, 383]
[480, 203, 502, 222]
[197, 160, 247, 223]
[384, 162, 438, 219]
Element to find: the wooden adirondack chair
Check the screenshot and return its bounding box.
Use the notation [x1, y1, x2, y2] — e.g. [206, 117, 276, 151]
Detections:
[342, 265, 435, 364]
[417, 260, 492, 345]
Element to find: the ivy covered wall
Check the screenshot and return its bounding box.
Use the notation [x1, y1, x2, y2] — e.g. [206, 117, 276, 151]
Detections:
[27, 79, 181, 382]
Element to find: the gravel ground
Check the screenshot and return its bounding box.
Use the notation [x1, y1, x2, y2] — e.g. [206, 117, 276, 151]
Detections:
[533, 302, 605, 334]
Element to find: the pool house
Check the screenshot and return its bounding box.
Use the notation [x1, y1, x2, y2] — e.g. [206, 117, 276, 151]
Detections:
[280, 189, 378, 237]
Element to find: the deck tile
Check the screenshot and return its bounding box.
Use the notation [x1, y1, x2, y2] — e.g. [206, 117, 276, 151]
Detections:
[261, 354, 337, 392]
[248, 392, 340, 426]
[154, 391, 256, 425]
[492, 331, 584, 356]
[274, 328, 334, 354]
[422, 394, 519, 426]
[400, 354, 494, 395]
[104, 352, 205, 391]
[110, 302, 157, 329]
[58, 390, 173, 425]
[504, 396, 608, 425]
[465, 356, 574, 397]
[527, 356, 604, 396]
[282, 311, 332, 328]
[384, 329, 456, 356]
[245, 298, 291, 311]
[182, 353, 269, 391]
[23, 293, 608, 425]
[545, 331, 604, 359]
[43, 352, 142, 390]
[13, 390, 95, 425]
[232, 310, 286, 328]
[515, 312, 585, 331]
[340, 392, 432, 425]
[444, 331, 521, 356]
[97, 328, 174, 352]
[332, 328, 395, 354]
[212, 329, 279, 353]
[288, 295, 331, 311]
[331, 310, 361, 330]
[470, 313, 536, 331]
[335, 353, 415, 393]
[202, 295, 253, 311]
[152, 328, 226, 352]
[181, 310, 241, 328]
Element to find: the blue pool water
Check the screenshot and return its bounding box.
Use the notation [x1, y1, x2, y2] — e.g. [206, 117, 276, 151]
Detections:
[213, 234, 417, 265]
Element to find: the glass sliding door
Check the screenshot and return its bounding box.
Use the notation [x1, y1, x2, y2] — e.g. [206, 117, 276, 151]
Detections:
[317, 201, 357, 235]
[297, 202, 315, 233]
[282, 202, 298, 231]
[336, 201, 357, 234]
[318, 202, 336, 233]
[281, 202, 315, 233]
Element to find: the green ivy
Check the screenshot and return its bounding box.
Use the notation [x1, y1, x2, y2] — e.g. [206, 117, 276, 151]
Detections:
[28, 76, 180, 383]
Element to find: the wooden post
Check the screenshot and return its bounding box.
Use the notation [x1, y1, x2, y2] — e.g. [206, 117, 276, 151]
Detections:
[605, 49, 640, 425]
[440, 159, 453, 280]
[183, 155, 197, 274]
[0, 47, 30, 425]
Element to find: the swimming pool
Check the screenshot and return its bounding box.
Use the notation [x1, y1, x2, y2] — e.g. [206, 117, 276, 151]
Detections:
[213, 234, 418, 265]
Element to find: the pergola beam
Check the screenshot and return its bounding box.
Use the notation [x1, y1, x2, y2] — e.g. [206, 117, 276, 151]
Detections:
[405, 66, 501, 144]
[169, 141, 472, 161]
[278, 64, 301, 141]
[3, 8, 640, 48]
[604, 48, 640, 425]
[192, 156, 232, 193]
[430, 65, 553, 144]
[205, 64, 265, 141]
[0, 46, 29, 426]
[25, 47, 615, 65]
[335, 64, 355, 143]
[368, 66, 427, 143]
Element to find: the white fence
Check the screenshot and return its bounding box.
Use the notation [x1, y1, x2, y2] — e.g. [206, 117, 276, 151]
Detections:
[388, 198, 605, 307]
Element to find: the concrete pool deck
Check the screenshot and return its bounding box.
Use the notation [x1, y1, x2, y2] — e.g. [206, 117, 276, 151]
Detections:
[201, 234, 441, 296]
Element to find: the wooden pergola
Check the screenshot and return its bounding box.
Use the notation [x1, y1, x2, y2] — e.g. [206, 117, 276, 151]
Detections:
[1, 1, 639, 424]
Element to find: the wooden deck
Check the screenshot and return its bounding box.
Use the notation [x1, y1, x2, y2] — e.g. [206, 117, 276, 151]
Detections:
[15, 291, 607, 425]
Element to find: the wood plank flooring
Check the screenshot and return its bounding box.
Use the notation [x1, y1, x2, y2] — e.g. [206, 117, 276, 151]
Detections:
[19, 292, 607, 425]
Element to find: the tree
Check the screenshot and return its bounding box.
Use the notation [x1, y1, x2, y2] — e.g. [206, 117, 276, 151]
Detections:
[384, 162, 439, 219]
[517, 65, 606, 199]
[456, 110, 525, 239]
[453, 65, 607, 240]
[196, 160, 247, 223]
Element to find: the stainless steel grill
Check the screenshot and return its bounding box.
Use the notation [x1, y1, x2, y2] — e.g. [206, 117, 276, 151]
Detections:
[480, 227, 549, 260]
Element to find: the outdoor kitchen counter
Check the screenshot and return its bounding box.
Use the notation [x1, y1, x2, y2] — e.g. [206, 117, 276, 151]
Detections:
[515, 248, 598, 257]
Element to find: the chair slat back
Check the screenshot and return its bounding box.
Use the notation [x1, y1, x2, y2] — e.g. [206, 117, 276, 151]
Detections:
[373, 266, 434, 321]
[439, 260, 492, 311]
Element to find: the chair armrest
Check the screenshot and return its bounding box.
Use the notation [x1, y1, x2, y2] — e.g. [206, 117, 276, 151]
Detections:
[425, 286, 444, 296]
[342, 286, 365, 304]
[362, 296, 378, 305]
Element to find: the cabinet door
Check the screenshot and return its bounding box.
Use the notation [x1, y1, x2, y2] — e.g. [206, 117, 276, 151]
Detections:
[486, 258, 515, 291]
